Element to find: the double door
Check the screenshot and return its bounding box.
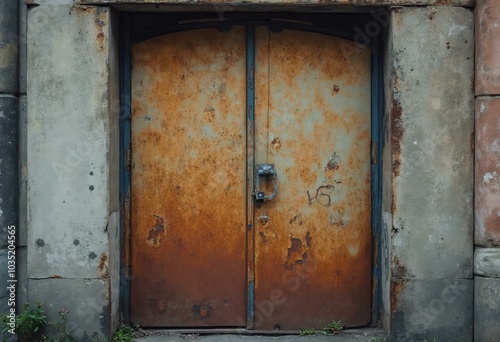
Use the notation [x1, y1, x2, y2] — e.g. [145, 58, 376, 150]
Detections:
[130, 24, 371, 330]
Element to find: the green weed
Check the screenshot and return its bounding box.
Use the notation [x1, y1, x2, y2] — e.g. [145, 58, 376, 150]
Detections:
[112, 324, 136, 342]
[299, 320, 343, 336]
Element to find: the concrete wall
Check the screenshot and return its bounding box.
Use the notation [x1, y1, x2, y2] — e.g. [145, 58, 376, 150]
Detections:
[27, 4, 120, 340]
[0, 0, 19, 316]
[383, 6, 474, 341]
[12, 1, 482, 341]
[475, 0, 500, 340]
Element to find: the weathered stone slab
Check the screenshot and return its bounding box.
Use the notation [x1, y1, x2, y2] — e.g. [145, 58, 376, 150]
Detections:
[475, 97, 500, 247]
[389, 6, 474, 279]
[33, 0, 475, 8]
[0, 96, 19, 247]
[476, 0, 500, 95]
[27, 4, 114, 278]
[475, 248, 500, 277]
[29, 278, 110, 341]
[391, 278, 473, 342]
[475, 277, 500, 341]
[0, 0, 18, 93]
[0, 249, 12, 315]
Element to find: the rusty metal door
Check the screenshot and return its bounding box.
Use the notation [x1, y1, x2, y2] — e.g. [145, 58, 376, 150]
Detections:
[252, 28, 371, 330]
[130, 27, 248, 327]
[130, 24, 371, 329]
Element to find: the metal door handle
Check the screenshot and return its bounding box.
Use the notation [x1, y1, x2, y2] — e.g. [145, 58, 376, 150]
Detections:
[254, 164, 277, 201]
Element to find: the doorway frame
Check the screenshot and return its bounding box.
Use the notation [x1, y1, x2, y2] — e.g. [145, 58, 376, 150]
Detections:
[119, 12, 384, 329]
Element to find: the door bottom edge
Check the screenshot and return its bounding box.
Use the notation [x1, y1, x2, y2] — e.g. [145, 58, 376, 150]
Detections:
[132, 326, 380, 336]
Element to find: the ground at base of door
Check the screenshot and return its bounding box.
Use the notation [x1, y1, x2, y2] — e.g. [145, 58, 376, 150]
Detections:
[133, 328, 387, 342]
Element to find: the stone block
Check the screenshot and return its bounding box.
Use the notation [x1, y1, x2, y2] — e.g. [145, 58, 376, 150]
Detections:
[73, 0, 475, 8]
[391, 278, 473, 342]
[476, 97, 500, 247]
[27, 4, 114, 278]
[476, 0, 500, 95]
[29, 278, 110, 341]
[0, 249, 11, 315]
[16, 246, 28, 312]
[389, 7, 474, 279]
[474, 277, 500, 341]
[0, 95, 19, 247]
[475, 248, 500, 277]
[0, 0, 18, 93]
[19, 95, 27, 248]
[19, 0, 27, 95]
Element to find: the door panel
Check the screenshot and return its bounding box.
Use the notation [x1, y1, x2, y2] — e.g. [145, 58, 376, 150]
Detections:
[130, 25, 372, 329]
[254, 28, 372, 329]
[130, 27, 247, 327]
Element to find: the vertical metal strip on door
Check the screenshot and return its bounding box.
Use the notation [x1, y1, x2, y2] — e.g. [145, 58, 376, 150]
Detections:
[253, 27, 372, 330]
[130, 27, 247, 327]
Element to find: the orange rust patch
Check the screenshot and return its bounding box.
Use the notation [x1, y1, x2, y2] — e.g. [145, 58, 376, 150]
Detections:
[130, 28, 247, 326]
[49, 274, 62, 278]
[98, 253, 108, 273]
[96, 32, 104, 44]
[390, 279, 408, 311]
[271, 137, 282, 150]
[391, 99, 404, 177]
[70, 5, 96, 14]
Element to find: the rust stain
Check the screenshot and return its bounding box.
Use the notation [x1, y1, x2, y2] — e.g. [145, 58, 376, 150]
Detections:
[48, 275, 62, 278]
[70, 5, 95, 14]
[96, 32, 104, 44]
[98, 253, 108, 273]
[146, 215, 166, 247]
[191, 304, 213, 319]
[204, 107, 215, 122]
[331, 84, 340, 95]
[391, 99, 404, 178]
[98, 252, 109, 279]
[284, 233, 312, 270]
[325, 152, 341, 171]
[391, 191, 397, 216]
[289, 214, 303, 226]
[305, 231, 312, 247]
[390, 279, 408, 312]
[392, 256, 407, 278]
[287, 237, 303, 259]
[259, 231, 268, 243]
[271, 137, 282, 150]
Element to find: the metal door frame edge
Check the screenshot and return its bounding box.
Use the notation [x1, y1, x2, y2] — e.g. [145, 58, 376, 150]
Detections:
[119, 11, 385, 329]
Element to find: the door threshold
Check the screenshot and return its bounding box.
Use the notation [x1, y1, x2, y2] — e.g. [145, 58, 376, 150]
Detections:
[135, 326, 386, 337]
[137, 328, 299, 336]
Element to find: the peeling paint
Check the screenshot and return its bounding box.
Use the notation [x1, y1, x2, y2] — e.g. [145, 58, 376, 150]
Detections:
[145, 215, 166, 247]
[483, 172, 495, 183]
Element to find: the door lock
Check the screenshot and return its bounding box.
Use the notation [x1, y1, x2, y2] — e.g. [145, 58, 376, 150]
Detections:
[254, 164, 278, 201]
